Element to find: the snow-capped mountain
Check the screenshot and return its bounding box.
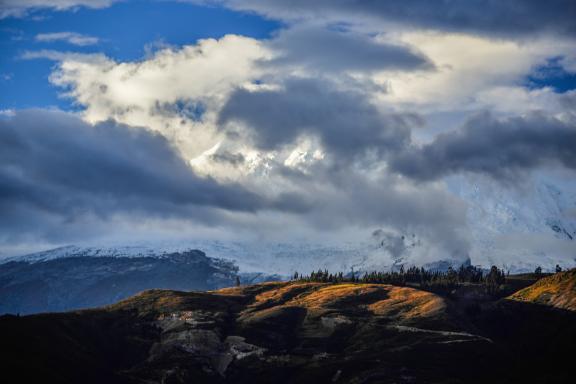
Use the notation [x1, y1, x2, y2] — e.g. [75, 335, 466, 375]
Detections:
[0, 249, 238, 315]
[3, 244, 203, 263]
[1, 237, 449, 278]
[3, 173, 574, 282]
[447, 172, 576, 273]
[2, 241, 370, 276]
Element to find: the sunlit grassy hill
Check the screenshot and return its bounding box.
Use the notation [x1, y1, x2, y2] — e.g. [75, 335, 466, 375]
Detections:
[509, 268, 576, 311]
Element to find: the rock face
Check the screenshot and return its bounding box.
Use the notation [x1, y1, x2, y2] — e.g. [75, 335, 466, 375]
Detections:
[1, 280, 574, 383]
[0, 250, 238, 314]
[509, 269, 576, 311]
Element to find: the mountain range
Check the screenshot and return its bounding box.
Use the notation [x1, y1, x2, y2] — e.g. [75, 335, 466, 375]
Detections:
[0, 250, 238, 315]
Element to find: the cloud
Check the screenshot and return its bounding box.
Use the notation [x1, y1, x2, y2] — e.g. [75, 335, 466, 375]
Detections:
[265, 25, 433, 73]
[0, 109, 472, 264]
[0, 109, 16, 118]
[391, 112, 576, 181]
[364, 32, 576, 115]
[35, 32, 99, 46]
[0, 109, 309, 245]
[193, 0, 576, 38]
[20, 50, 107, 62]
[0, 0, 117, 18]
[218, 77, 416, 160]
[17, 11, 574, 268]
[37, 35, 267, 161]
[275, 164, 471, 260]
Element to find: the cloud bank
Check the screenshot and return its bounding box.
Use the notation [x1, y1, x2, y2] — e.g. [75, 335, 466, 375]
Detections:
[219, 77, 415, 159]
[266, 26, 433, 73]
[392, 112, 576, 181]
[4, 1, 576, 270]
[0, 109, 309, 245]
[192, 0, 576, 38]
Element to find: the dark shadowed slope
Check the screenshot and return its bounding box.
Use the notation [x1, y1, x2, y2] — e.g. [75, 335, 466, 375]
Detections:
[1, 279, 574, 383]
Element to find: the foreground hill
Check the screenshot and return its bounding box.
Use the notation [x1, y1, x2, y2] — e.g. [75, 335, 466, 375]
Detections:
[1, 279, 574, 383]
[508, 269, 576, 311]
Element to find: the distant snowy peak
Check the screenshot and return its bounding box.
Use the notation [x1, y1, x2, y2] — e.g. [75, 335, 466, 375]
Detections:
[465, 175, 574, 238]
[1, 235, 462, 278]
[2, 245, 199, 264]
[447, 173, 576, 272]
[0, 246, 239, 315]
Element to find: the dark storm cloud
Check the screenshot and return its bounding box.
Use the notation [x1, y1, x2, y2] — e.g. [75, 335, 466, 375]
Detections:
[195, 0, 576, 38]
[266, 26, 433, 73]
[219, 77, 416, 159]
[0, 110, 308, 241]
[390, 112, 576, 181]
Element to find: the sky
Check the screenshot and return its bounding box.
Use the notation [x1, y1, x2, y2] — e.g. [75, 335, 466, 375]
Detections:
[1, 0, 575, 268]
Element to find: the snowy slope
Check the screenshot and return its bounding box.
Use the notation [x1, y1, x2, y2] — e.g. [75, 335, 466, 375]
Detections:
[1, 235, 465, 278]
[0, 249, 239, 314]
[447, 172, 576, 272]
[3, 245, 197, 263]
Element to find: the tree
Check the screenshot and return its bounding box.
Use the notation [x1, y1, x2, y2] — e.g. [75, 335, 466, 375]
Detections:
[534, 266, 543, 278]
[485, 266, 505, 295]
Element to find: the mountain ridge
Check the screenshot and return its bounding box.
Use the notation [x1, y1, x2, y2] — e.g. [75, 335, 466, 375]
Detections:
[0, 249, 238, 315]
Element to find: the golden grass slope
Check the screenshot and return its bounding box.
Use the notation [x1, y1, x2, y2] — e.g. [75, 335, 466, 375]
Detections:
[229, 282, 447, 327]
[509, 269, 576, 311]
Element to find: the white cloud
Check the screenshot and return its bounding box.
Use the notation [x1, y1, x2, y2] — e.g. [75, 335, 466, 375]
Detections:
[36, 32, 100, 46]
[0, 0, 117, 18]
[376, 32, 576, 113]
[46, 35, 269, 160]
[36, 28, 576, 158]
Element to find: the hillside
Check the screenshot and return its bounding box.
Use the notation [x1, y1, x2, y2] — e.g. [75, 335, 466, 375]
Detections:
[508, 269, 576, 311]
[0, 250, 238, 314]
[1, 279, 574, 383]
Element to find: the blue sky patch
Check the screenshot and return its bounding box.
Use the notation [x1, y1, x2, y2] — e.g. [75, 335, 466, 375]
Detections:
[525, 56, 576, 93]
[0, 0, 280, 111]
